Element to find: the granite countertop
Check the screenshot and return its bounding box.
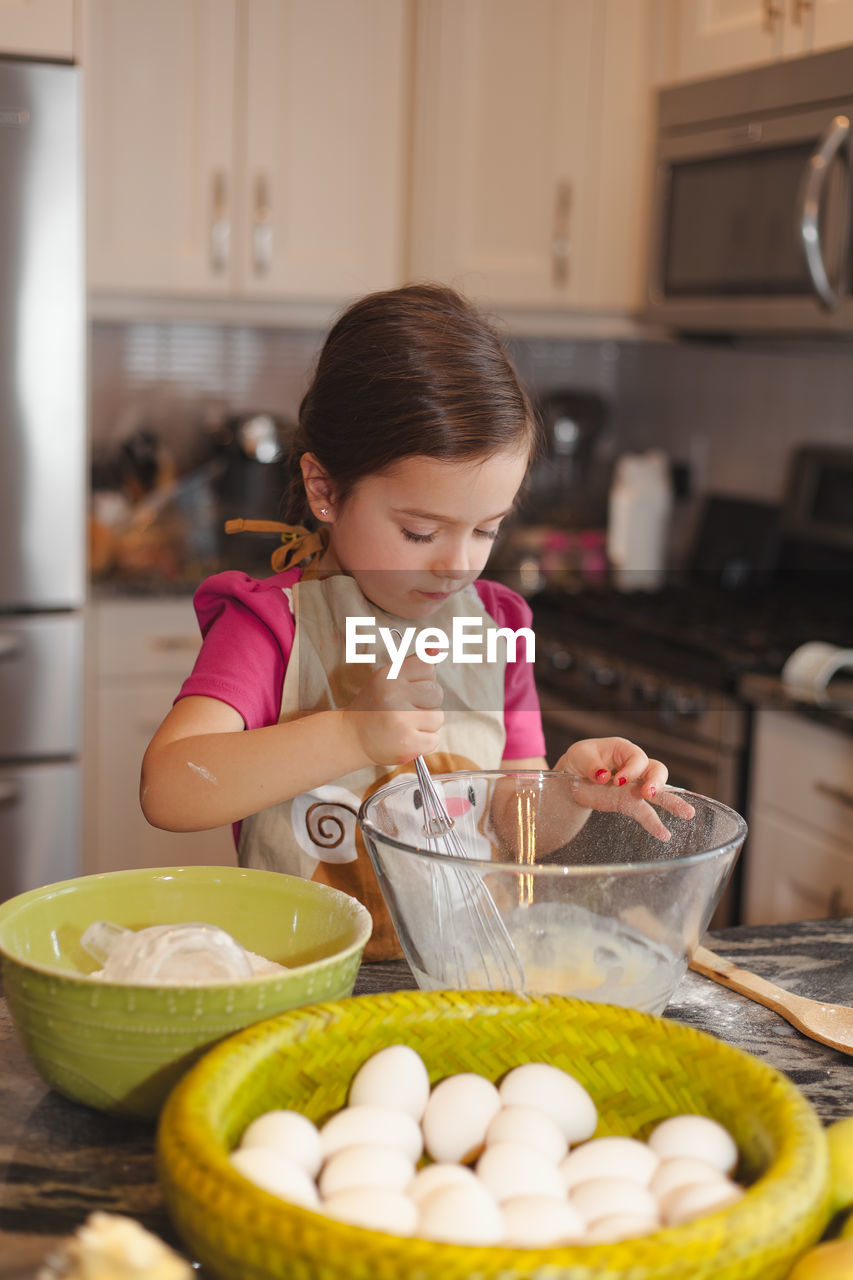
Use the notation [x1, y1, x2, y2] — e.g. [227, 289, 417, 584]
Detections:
[1, 917, 851, 1277]
[739, 671, 853, 738]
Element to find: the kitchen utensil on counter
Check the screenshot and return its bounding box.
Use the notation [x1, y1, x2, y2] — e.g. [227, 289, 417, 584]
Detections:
[607, 450, 673, 591]
[0, 866, 371, 1119]
[781, 641, 853, 697]
[213, 411, 294, 569]
[358, 772, 746, 1011]
[689, 946, 853, 1056]
[517, 390, 608, 526]
[411, 754, 525, 990]
[157, 988, 828, 1280]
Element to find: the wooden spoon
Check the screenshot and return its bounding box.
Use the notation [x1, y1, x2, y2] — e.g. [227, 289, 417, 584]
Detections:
[689, 945, 853, 1056]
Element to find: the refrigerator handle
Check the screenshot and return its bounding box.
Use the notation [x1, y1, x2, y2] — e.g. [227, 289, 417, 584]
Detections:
[798, 114, 850, 311]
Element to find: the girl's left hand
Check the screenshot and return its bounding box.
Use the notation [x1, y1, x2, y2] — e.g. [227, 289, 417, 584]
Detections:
[554, 737, 696, 841]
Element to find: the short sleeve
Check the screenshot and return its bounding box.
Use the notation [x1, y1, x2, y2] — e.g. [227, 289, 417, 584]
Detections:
[177, 569, 299, 730]
[473, 579, 546, 761]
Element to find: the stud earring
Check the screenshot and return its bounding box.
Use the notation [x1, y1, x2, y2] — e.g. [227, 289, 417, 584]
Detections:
[319, 507, 329, 518]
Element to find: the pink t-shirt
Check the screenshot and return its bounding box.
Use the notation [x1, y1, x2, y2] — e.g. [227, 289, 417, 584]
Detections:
[178, 567, 546, 761]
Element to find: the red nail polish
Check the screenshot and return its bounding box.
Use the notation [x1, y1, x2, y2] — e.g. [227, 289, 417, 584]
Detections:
[616, 775, 627, 787]
[595, 769, 609, 781]
[649, 785, 657, 797]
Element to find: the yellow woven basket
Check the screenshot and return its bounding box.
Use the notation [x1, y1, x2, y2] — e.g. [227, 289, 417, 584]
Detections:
[157, 990, 829, 1280]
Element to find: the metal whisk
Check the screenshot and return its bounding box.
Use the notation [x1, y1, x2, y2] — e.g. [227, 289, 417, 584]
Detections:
[412, 753, 525, 991]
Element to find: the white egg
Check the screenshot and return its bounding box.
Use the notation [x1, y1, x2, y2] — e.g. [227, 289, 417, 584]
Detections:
[647, 1115, 739, 1174]
[320, 1104, 423, 1163]
[348, 1044, 431, 1121]
[570, 1177, 659, 1227]
[421, 1073, 502, 1164]
[485, 1105, 568, 1164]
[407, 1162, 479, 1205]
[501, 1196, 586, 1247]
[650, 1156, 733, 1200]
[417, 1180, 504, 1246]
[498, 1063, 597, 1144]
[584, 1213, 660, 1243]
[322, 1187, 419, 1236]
[318, 1143, 414, 1198]
[238, 1109, 323, 1177]
[659, 1177, 744, 1226]
[476, 1141, 566, 1204]
[228, 1147, 319, 1208]
[559, 1136, 659, 1190]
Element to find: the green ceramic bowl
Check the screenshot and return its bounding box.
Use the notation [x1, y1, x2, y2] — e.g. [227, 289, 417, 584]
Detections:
[0, 866, 372, 1120]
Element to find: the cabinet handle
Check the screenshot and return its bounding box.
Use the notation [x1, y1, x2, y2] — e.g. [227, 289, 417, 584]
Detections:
[0, 779, 21, 808]
[551, 180, 572, 288]
[814, 779, 853, 812]
[210, 171, 231, 273]
[791, 0, 813, 23]
[148, 636, 200, 653]
[763, 0, 782, 32]
[0, 634, 22, 661]
[253, 173, 274, 276]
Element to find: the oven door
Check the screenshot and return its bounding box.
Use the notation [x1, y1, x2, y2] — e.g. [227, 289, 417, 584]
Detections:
[647, 103, 853, 333]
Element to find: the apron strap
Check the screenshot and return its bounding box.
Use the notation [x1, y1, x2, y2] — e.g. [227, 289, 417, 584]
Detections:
[225, 519, 329, 576]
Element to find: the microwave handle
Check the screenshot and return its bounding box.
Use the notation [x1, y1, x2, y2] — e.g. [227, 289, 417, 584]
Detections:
[798, 114, 850, 311]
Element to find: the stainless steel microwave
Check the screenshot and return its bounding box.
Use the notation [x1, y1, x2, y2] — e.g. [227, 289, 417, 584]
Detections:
[646, 44, 853, 336]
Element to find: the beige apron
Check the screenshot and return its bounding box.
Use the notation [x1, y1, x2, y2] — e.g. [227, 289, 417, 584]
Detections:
[239, 574, 507, 959]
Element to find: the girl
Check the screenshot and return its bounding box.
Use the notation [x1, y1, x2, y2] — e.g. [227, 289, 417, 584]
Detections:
[141, 284, 688, 959]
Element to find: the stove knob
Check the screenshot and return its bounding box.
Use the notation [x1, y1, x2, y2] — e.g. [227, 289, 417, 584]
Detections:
[670, 688, 705, 719]
[550, 647, 573, 671]
[586, 660, 619, 688]
[631, 678, 659, 708]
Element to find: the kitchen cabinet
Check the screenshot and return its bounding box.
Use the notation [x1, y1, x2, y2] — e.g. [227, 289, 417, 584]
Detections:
[0, 0, 74, 59]
[667, 0, 853, 83]
[811, 0, 853, 50]
[409, 0, 654, 319]
[82, 0, 408, 303]
[742, 709, 853, 924]
[85, 598, 235, 874]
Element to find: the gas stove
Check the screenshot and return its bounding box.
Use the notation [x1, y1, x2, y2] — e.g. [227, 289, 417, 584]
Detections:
[530, 571, 853, 697]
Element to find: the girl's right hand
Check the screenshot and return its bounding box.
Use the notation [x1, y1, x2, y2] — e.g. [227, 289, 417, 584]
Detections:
[343, 654, 444, 766]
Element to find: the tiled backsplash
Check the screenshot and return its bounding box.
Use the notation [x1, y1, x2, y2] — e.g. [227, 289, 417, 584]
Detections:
[91, 319, 853, 509]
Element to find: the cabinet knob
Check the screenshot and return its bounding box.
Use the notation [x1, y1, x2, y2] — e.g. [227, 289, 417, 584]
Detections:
[762, 1, 783, 33]
[551, 180, 572, 288]
[253, 174, 274, 276]
[210, 171, 231, 273]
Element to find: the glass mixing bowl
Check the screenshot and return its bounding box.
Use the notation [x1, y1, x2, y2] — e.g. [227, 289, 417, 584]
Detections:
[358, 771, 747, 1014]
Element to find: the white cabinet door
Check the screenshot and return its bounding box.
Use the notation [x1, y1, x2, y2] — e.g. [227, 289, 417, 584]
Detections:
[810, 0, 853, 51]
[0, 0, 74, 58]
[742, 806, 853, 924]
[743, 709, 853, 925]
[411, 0, 596, 310]
[410, 0, 652, 315]
[239, 0, 408, 300]
[94, 683, 236, 873]
[83, 0, 238, 295]
[673, 0, 785, 79]
[86, 599, 236, 875]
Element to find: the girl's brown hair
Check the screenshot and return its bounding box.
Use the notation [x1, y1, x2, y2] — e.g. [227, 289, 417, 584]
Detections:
[284, 283, 539, 525]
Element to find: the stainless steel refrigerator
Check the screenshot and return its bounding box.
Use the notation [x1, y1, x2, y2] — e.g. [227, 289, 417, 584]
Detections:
[0, 58, 85, 900]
